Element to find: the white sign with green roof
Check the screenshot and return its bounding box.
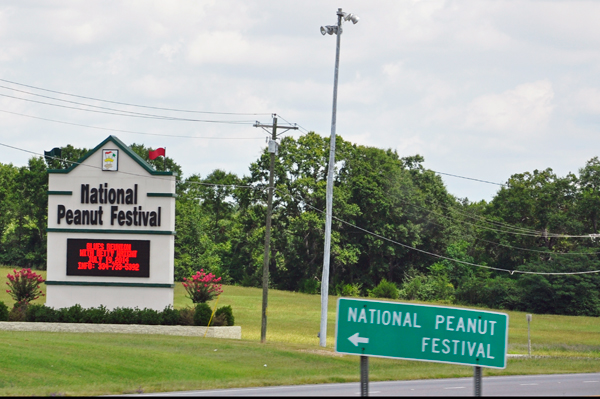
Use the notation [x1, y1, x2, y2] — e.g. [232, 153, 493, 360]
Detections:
[45, 136, 176, 311]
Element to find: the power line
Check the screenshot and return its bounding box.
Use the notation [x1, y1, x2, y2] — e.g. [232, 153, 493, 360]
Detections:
[0, 84, 262, 123]
[0, 109, 264, 140]
[430, 170, 505, 187]
[273, 187, 600, 275]
[332, 213, 600, 275]
[475, 235, 600, 255]
[0, 93, 256, 124]
[0, 78, 270, 116]
[399, 189, 592, 238]
[2, 138, 598, 275]
[399, 204, 600, 255]
[277, 114, 310, 134]
[3, 129, 591, 238]
[0, 141, 269, 191]
[404, 199, 594, 238]
[0, 84, 170, 119]
[442, 201, 544, 234]
[405, 201, 545, 237]
[0, 142, 166, 182]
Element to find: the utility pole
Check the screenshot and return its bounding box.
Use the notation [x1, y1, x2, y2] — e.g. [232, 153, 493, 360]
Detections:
[254, 114, 298, 343]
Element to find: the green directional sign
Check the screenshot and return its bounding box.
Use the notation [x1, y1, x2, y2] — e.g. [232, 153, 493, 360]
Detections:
[335, 298, 508, 369]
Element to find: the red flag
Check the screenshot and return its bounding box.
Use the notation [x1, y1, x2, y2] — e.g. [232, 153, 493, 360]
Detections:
[148, 148, 165, 160]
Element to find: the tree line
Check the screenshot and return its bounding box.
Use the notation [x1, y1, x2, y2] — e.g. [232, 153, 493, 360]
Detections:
[2, 133, 600, 316]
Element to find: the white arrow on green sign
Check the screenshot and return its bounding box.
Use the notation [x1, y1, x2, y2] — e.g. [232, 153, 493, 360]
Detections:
[335, 298, 508, 369]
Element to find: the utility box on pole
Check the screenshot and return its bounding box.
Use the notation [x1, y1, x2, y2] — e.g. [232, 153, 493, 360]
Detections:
[268, 140, 278, 155]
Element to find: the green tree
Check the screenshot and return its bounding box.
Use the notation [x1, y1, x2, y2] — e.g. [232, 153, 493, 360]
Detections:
[174, 172, 237, 282]
[481, 168, 582, 270]
[129, 143, 183, 193]
[197, 170, 240, 242]
[577, 157, 600, 234]
[233, 132, 460, 293]
[0, 163, 18, 254]
[517, 256, 600, 316]
[44, 144, 89, 169]
[2, 157, 48, 268]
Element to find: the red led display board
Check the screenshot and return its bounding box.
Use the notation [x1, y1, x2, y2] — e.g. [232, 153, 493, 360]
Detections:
[66, 239, 150, 277]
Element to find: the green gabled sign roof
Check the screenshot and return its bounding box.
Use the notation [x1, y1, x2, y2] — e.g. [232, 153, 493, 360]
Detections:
[47, 135, 175, 176]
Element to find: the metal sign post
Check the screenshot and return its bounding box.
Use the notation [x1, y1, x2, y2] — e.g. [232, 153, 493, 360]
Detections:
[360, 356, 368, 396]
[474, 366, 482, 396]
[527, 314, 532, 356]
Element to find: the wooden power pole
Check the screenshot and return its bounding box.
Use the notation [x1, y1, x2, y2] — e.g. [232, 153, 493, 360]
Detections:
[254, 114, 298, 343]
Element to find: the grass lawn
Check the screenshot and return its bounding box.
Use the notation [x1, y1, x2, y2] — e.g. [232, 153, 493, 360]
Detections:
[1, 265, 600, 395]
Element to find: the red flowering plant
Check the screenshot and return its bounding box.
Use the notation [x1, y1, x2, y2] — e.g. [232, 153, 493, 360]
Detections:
[182, 269, 223, 303]
[6, 268, 45, 305]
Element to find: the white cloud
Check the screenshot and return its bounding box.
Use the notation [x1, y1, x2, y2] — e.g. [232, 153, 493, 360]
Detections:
[567, 88, 600, 115]
[158, 42, 182, 63]
[129, 75, 182, 99]
[2, 0, 600, 202]
[187, 31, 253, 65]
[464, 80, 555, 133]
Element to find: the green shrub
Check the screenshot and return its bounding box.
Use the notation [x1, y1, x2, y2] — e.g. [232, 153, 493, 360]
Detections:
[57, 304, 85, 323]
[25, 304, 43, 322]
[211, 313, 227, 326]
[214, 305, 234, 326]
[178, 307, 195, 325]
[399, 273, 454, 303]
[138, 308, 162, 325]
[179, 307, 195, 325]
[194, 303, 212, 326]
[108, 307, 139, 324]
[299, 279, 320, 295]
[55, 308, 71, 323]
[369, 278, 399, 299]
[8, 302, 28, 321]
[7, 302, 230, 327]
[0, 301, 9, 321]
[80, 306, 108, 324]
[341, 283, 362, 297]
[26, 305, 57, 322]
[482, 278, 522, 310]
[161, 306, 180, 325]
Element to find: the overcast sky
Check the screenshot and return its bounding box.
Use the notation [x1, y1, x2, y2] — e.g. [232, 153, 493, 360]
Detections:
[1, 0, 600, 202]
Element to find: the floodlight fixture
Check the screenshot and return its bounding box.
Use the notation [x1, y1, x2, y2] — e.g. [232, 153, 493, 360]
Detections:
[320, 25, 337, 35]
[344, 13, 360, 24]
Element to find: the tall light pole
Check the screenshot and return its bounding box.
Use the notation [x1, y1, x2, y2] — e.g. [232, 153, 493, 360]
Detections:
[319, 8, 359, 348]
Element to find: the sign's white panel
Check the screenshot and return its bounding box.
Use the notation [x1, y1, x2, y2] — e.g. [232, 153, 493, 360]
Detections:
[46, 136, 176, 310]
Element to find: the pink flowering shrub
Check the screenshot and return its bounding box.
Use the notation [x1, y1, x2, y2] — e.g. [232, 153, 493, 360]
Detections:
[6, 268, 45, 304]
[182, 269, 223, 303]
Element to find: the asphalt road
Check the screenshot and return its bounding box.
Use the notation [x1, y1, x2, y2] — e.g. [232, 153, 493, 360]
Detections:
[134, 373, 600, 396]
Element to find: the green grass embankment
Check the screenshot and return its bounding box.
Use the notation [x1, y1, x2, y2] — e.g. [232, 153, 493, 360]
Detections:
[0, 265, 599, 395]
